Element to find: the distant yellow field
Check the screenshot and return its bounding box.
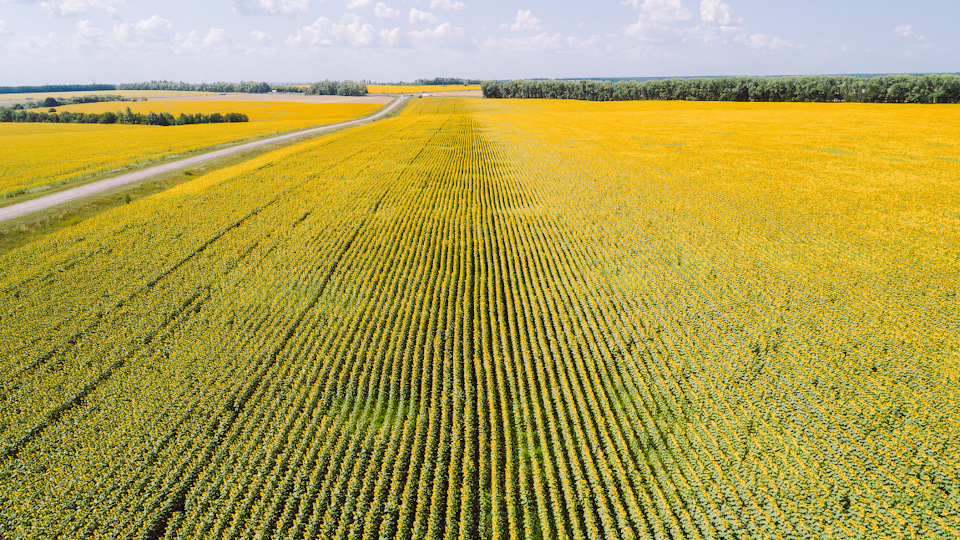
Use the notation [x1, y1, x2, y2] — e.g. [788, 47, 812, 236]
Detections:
[0, 100, 382, 199]
[367, 84, 481, 94]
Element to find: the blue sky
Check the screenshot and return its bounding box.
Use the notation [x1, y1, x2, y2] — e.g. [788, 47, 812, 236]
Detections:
[0, 0, 956, 84]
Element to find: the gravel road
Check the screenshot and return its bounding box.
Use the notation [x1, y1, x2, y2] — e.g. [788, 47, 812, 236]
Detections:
[0, 95, 409, 223]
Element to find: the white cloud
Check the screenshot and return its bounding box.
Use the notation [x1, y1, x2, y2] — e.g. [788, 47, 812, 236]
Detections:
[0, 20, 10, 36]
[345, 0, 371, 9]
[409, 8, 438, 24]
[672, 0, 742, 45]
[623, 18, 658, 39]
[509, 10, 541, 32]
[699, 0, 737, 26]
[626, 0, 795, 51]
[61, 15, 189, 53]
[430, 0, 466, 11]
[482, 32, 563, 52]
[380, 26, 400, 46]
[72, 19, 109, 48]
[894, 24, 926, 41]
[626, 0, 691, 23]
[407, 22, 467, 49]
[112, 15, 173, 44]
[577, 34, 616, 53]
[287, 14, 376, 47]
[734, 32, 798, 50]
[39, 0, 124, 17]
[175, 27, 230, 55]
[233, 0, 309, 15]
[675, 21, 738, 46]
[624, 0, 692, 39]
[20, 15, 245, 58]
[2, 30, 59, 60]
[374, 2, 399, 19]
[251, 29, 271, 42]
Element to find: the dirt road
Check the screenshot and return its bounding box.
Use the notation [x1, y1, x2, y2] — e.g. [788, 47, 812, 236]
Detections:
[0, 95, 408, 224]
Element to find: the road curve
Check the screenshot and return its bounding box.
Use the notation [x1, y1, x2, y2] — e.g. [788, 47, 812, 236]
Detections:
[0, 95, 410, 223]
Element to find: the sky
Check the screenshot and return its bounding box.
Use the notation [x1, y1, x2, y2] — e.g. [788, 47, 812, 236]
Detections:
[0, 0, 957, 84]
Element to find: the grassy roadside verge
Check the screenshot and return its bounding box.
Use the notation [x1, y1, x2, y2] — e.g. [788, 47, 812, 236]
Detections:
[0, 96, 410, 256]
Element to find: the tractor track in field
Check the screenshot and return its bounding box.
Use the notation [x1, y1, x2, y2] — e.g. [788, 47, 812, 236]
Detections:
[0, 95, 411, 224]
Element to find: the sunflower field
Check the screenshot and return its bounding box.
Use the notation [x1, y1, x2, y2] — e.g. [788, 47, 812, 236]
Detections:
[0, 98, 957, 539]
[0, 100, 383, 200]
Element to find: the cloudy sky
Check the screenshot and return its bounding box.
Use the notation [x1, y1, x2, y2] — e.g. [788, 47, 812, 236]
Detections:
[0, 0, 956, 84]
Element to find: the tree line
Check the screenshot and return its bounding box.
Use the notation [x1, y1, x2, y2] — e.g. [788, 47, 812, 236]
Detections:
[0, 82, 274, 95]
[370, 78, 481, 86]
[481, 74, 960, 103]
[0, 84, 116, 95]
[0, 107, 249, 126]
[302, 80, 368, 96]
[1, 80, 374, 97]
[116, 81, 273, 93]
[414, 77, 481, 86]
[117, 80, 368, 96]
[3, 95, 145, 111]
